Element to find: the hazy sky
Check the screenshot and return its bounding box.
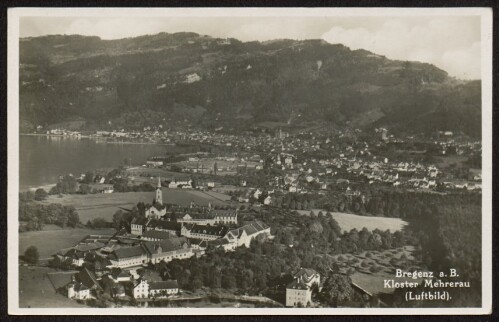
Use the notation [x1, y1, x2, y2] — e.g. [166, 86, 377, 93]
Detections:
[20, 15, 482, 79]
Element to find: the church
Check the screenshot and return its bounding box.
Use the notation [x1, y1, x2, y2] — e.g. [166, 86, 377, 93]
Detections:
[145, 177, 167, 219]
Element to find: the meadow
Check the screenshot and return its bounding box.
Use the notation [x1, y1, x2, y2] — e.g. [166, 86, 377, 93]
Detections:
[19, 266, 85, 308]
[296, 209, 407, 233]
[19, 227, 116, 259]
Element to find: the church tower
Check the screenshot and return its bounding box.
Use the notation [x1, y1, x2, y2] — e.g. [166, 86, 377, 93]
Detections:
[155, 177, 163, 205]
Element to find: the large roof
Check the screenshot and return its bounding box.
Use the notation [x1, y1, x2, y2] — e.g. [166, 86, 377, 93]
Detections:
[141, 230, 172, 240]
[110, 245, 146, 260]
[143, 237, 188, 254]
[188, 224, 229, 236]
[294, 268, 319, 281]
[210, 209, 237, 217]
[149, 219, 181, 231]
[77, 267, 103, 290]
[149, 280, 178, 290]
[286, 280, 308, 290]
[241, 221, 269, 236]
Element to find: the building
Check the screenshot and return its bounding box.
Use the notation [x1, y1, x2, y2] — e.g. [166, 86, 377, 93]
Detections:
[145, 205, 167, 219]
[177, 209, 237, 226]
[141, 230, 174, 241]
[225, 221, 271, 248]
[142, 237, 194, 264]
[67, 280, 90, 300]
[133, 279, 179, 299]
[147, 160, 164, 167]
[130, 217, 149, 236]
[169, 179, 193, 189]
[66, 267, 103, 300]
[133, 278, 149, 299]
[155, 177, 163, 205]
[181, 224, 229, 241]
[108, 245, 148, 268]
[285, 268, 320, 307]
[149, 280, 179, 298]
[53, 242, 105, 267]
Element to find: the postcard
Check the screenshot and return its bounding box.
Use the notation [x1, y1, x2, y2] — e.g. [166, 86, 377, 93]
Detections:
[7, 7, 493, 315]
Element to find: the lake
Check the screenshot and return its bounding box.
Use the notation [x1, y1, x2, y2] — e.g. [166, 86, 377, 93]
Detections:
[19, 135, 168, 190]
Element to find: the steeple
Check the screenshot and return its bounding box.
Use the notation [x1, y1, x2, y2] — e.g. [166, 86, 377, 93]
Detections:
[155, 176, 163, 206]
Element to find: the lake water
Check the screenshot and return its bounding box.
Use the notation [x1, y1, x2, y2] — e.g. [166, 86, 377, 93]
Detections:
[20, 135, 168, 190]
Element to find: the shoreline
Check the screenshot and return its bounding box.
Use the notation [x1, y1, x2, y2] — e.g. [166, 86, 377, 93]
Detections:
[20, 133, 174, 146]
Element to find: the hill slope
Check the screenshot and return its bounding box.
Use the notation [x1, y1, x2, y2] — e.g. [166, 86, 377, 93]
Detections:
[19, 32, 481, 137]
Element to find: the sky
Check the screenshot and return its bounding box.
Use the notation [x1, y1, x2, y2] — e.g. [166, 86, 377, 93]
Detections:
[19, 14, 482, 80]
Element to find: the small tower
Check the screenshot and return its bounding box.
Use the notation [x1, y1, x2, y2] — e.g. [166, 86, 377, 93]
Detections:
[155, 177, 163, 206]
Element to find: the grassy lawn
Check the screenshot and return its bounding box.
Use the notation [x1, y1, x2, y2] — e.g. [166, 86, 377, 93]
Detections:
[40, 189, 229, 223]
[19, 266, 85, 308]
[19, 227, 116, 259]
[297, 209, 407, 233]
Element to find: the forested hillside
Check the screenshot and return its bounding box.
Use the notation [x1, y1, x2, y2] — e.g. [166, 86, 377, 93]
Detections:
[19, 32, 481, 137]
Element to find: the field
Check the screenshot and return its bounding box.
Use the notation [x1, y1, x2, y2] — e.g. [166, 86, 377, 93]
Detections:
[296, 209, 407, 233]
[19, 266, 85, 308]
[41, 189, 230, 223]
[19, 227, 116, 260]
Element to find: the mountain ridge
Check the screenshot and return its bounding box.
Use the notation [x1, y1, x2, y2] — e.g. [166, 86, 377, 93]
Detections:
[19, 32, 481, 137]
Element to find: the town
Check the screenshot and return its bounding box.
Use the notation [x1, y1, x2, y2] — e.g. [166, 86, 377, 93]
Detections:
[19, 122, 482, 308]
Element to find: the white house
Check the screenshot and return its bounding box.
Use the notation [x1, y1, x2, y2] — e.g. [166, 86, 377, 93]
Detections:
[133, 279, 149, 299]
[67, 282, 90, 300]
[286, 268, 320, 307]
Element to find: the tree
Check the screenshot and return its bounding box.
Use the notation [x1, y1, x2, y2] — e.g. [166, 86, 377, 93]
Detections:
[66, 207, 80, 228]
[24, 246, 39, 264]
[319, 273, 354, 307]
[79, 184, 92, 194]
[34, 188, 48, 201]
[82, 171, 94, 184]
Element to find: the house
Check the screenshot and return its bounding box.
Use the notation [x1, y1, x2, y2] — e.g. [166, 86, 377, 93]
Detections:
[142, 237, 194, 264]
[108, 245, 148, 268]
[141, 229, 174, 241]
[212, 209, 238, 225]
[226, 221, 271, 248]
[253, 189, 262, 199]
[67, 278, 90, 300]
[146, 160, 164, 167]
[145, 205, 167, 219]
[130, 217, 150, 236]
[149, 280, 179, 298]
[181, 224, 229, 241]
[102, 186, 114, 194]
[286, 268, 320, 307]
[169, 179, 193, 189]
[263, 196, 272, 205]
[54, 242, 105, 267]
[133, 279, 149, 299]
[147, 220, 182, 236]
[201, 237, 237, 252]
[109, 267, 132, 283]
[69, 266, 103, 298]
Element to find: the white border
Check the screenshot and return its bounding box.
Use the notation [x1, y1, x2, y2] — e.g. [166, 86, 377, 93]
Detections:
[7, 7, 493, 315]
